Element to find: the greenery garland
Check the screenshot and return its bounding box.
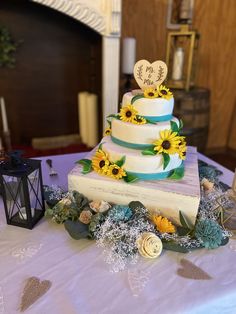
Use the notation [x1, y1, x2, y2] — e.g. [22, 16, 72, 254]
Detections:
[0, 25, 21, 68]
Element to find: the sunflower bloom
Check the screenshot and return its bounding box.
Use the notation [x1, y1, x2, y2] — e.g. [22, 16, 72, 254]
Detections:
[152, 215, 176, 233]
[178, 144, 187, 160]
[157, 85, 173, 100]
[104, 127, 112, 136]
[132, 116, 147, 125]
[153, 129, 180, 154]
[119, 104, 138, 123]
[144, 87, 159, 99]
[107, 164, 126, 180]
[92, 149, 110, 174]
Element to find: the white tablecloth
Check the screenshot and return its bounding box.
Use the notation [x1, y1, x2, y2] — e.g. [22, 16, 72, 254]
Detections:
[0, 152, 235, 314]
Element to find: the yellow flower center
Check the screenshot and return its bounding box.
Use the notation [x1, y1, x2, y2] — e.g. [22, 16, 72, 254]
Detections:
[162, 140, 171, 149]
[99, 160, 106, 168]
[112, 168, 119, 175]
[161, 89, 167, 95]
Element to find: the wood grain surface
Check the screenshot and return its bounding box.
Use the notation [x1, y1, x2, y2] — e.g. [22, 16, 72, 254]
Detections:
[122, 0, 236, 150]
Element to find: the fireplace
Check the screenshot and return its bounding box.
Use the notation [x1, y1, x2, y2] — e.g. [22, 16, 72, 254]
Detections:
[0, 0, 121, 148]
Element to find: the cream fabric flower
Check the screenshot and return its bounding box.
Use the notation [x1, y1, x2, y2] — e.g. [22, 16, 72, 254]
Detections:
[89, 200, 111, 213]
[136, 232, 163, 258]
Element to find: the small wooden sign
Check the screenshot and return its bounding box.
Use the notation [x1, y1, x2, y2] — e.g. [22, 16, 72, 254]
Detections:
[133, 60, 168, 91]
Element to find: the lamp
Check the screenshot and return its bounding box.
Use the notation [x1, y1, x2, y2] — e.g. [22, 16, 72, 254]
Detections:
[122, 37, 136, 92]
[0, 151, 45, 229]
[166, 24, 199, 91]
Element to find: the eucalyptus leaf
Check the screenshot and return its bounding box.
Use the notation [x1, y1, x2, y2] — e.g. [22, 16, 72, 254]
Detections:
[162, 153, 170, 170]
[64, 220, 90, 240]
[131, 94, 144, 104]
[176, 226, 191, 236]
[170, 120, 179, 133]
[179, 211, 194, 230]
[128, 201, 146, 211]
[124, 173, 139, 183]
[162, 241, 190, 253]
[115, 155, 126, 167]
[221, 237, 229, 246]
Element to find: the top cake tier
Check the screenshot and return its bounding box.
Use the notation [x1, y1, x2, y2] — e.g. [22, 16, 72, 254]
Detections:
[122, 90, 174, 122]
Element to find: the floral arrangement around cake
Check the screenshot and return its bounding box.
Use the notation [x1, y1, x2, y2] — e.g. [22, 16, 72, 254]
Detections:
[44, 160, 235, 272]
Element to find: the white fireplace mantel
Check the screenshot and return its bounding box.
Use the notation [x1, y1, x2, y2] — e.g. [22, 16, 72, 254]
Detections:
[31, 0, 122, 129]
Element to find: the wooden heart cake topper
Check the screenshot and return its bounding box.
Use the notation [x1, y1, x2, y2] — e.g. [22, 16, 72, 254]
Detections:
[134, 60, 168, 91]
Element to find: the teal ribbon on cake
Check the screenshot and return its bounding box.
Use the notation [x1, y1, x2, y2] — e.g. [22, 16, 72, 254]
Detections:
[126, 163, 184, 181]
[111, 136, 154, 150]
[143, 114, 173, 122]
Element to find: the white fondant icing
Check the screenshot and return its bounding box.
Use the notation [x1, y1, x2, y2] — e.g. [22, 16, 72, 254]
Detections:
[122, 91, 174, 117]
[102, 136, 182, 174]
[111, 117, 180, 145]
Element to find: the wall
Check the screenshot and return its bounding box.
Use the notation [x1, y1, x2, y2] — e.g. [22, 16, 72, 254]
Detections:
[122, 0, 236, 151]
[0, 0, 102, 145]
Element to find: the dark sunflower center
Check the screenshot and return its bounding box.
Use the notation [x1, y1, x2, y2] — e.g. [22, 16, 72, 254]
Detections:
[99, 160, 106, 168]
[161, 89, 167, 95]
[136, 118, 142, 122]
[148, 92, 154, 97]
[183, 152, 186, 156]
[112, 168, 119, 175]
[106, 130, 110, 134]
[162, 140, 171, 149]
[126, 111, 132, 117]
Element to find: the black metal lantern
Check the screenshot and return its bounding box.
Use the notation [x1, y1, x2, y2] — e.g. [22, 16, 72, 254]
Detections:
[0, 151, 45, 229]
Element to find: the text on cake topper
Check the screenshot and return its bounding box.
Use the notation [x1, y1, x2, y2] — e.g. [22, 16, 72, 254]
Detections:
[134, 60, 168, 91]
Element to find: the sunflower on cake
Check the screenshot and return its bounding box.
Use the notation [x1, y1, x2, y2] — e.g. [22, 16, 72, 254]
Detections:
[78, 60, 187, 183]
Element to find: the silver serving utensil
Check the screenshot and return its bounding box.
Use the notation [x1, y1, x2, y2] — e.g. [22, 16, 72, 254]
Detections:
[46, 159, 58, 176]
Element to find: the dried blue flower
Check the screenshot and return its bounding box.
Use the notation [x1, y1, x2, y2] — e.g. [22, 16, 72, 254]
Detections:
[108, 205, 133, 222]
[194, 219, 223, 249]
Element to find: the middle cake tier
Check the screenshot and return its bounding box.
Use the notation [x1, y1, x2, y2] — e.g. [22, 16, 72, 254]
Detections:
[111, 116, 180, 149]
[102, 136, 183, 179]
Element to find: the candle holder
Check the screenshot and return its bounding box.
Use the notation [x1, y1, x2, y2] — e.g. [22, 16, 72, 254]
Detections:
[166, 24, 199, 91]
[0, 151, 45, 229]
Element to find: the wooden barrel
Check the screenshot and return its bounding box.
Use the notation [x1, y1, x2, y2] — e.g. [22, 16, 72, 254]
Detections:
[173, 87, 210, 153]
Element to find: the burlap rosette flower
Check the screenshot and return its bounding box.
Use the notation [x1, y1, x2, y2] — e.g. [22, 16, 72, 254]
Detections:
[136, 232, 163, 258]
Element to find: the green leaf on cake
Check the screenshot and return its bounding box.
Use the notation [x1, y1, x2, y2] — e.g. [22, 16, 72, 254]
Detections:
[124, 173, 139, 183]
[168, 167, 184, 180]
[145, 118, 157, 125]
[179, 211, 194, 230]
[107, 114, 120, 120]
[106, 119, 111, 128]
[170, 120, 179, 133]
[162, 153, 170, 169]
[179, 119, 184, 130]
[131, 94, 144, 104]
[142, 147, 156, 155]
[77, 159, 92, 174]
[115, 155, 126, 167]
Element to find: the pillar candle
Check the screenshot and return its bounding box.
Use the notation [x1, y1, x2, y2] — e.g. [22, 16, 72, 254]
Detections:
[122, 37, 136, 74]
[172, 47, 184, 80]
[87, 94, 98, 148]
[78, 92, 89, 145]
[0, 97, 9, 132]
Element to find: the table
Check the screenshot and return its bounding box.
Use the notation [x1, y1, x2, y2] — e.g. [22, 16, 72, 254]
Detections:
[0, 152, 235, 314]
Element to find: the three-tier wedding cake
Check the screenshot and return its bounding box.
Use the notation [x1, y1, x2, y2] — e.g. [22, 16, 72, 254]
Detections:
[68, 60, 200, 225]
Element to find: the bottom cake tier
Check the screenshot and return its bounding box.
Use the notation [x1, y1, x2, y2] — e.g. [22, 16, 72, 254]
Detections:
[101, 136, 183, 180]
[68, 146, 200, 226]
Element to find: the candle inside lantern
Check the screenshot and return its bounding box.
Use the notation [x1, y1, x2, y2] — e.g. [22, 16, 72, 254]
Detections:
[19, 207, 35, 220]
[0, 97, 9, 132]
[122, 37, 136, 74]
[172, 47, 184, 80]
